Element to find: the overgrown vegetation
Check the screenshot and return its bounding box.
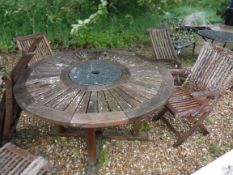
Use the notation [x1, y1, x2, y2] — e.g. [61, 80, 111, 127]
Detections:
[0, 0, 228, 52]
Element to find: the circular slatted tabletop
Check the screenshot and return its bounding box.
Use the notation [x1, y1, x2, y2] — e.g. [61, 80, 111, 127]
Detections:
[14, 49, 174, 128]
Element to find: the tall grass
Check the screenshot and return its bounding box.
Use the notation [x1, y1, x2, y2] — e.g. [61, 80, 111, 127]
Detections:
[0, 0, 226, 52]
[70, 13, 160, 49]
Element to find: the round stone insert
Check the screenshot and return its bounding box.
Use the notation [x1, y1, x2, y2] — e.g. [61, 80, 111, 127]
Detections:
[69, 60, 122, 86]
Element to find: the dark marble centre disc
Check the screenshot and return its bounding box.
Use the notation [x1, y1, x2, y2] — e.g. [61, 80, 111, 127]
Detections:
[69, 60, 122, 86]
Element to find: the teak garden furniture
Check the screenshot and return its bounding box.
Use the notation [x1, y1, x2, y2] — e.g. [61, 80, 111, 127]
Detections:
[148, 27, 181, 68]
[0, 37, 43, 144]
[148, 27, 195, 68]
[0, 143, 55, 174]
[0, 37, 56, 174]
[153, 42, 233, 146]
[13, 49, 174, 165]
[13, 32, 53, 66]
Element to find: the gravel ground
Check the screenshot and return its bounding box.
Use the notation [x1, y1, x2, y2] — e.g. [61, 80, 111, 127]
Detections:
[12, 91, 233, 175]
[2, 41, 233, 175]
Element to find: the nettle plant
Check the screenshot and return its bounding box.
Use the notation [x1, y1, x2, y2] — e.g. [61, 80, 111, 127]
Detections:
[71, 0, 108, 35]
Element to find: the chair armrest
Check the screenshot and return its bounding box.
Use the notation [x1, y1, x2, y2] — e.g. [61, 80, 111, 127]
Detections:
[22, 51, 35, 57]
[169, 68, 191, 76]
[191, 89, 223, 98]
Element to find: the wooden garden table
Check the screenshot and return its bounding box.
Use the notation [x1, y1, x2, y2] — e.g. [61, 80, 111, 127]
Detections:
[13, 49, 173, 165]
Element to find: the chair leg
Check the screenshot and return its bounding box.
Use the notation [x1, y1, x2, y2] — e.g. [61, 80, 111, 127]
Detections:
[160, 116, 181, 138]
[152, 108, 168, 121]
[223, 42, 227, 48]
[192, 42, 196, 56]
[186, 116, 209, 135]
[173, 112, 210, 146]
[153, 108, 181, 138]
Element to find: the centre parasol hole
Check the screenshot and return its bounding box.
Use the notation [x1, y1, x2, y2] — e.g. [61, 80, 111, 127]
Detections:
[91, 70, 100, 75]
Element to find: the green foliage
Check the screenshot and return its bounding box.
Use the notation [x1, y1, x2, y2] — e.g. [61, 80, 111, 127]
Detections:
[220, 144, 226, 152]
[209, 144, 218, 154]
[140, 121, 150, 132]
[196, 139, 204, 145]
[0, 0, 96, 50]
[135, 140, 141, 145]
[99, 146, 109, 164]
[185, 0, 228, 12]
[107, 0, 182, 14]
[71, 149, 80, 158]
[0, 0, 227, 51]
[53, 136, 71, 142]
[70, 13, 159, 48]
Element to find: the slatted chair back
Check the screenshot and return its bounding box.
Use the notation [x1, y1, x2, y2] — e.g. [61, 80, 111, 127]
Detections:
[0, 143, 55, 174]
[14, 32, 53, 66]
[185, 42, 233, 92]
[0, 37, 42, 144]
[148, 27, 180, 67]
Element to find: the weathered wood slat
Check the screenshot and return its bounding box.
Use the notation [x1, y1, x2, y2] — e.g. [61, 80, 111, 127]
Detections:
[104, 90, 121, 112]
[129, 79, 160, 91]
[119, 85, 149, 103]
[33, 85, 64, 102]
[87, 91, 98, 113]
[71, 111, 128, 128]
[148, 28, 180, 67]
[113, 88, 140, 108]
[109, 89, 132, 110]
[0, 143, 55, 174]
[9, 159, 27, 174]
[14, 32, 53, 66]
[127, 81, 158, 95]
[97, 91, 109, 112]
[65, 90, 86, 114]
[54, 89, 80, 110]
[45, 87, 76, 108]
[75, 91, 91, 113]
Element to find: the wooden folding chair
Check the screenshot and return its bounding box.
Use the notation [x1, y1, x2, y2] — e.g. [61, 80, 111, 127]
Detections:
[148, 27, 181, 68]
[0, 37, 43, 144]
[153, 42, 233, 146]
[0, 143, 55, 174]
[14, 32, 53, 66]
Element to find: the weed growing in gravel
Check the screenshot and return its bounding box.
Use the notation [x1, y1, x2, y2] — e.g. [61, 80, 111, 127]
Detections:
[53, 136, 71, 142]
[135, 140, 141, 145]
[99, 146, 109, 164]
[220, 144, 226, 152]
[205, 117, 214, 125]
[140, 121, 150, 132]
[209, 144, 218, 155]
[196, 139, 204, 145]
[71, 149, 80, 158]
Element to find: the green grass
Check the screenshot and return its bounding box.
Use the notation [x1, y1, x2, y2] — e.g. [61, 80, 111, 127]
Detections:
[0, 1, 225, 52]
[70, 13, 160, 49]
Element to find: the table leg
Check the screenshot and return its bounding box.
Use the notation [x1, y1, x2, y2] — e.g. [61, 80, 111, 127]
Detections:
[223, 42, 227, 48]
[86, 128, 97, 165]
[132, 119, 141, 136]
